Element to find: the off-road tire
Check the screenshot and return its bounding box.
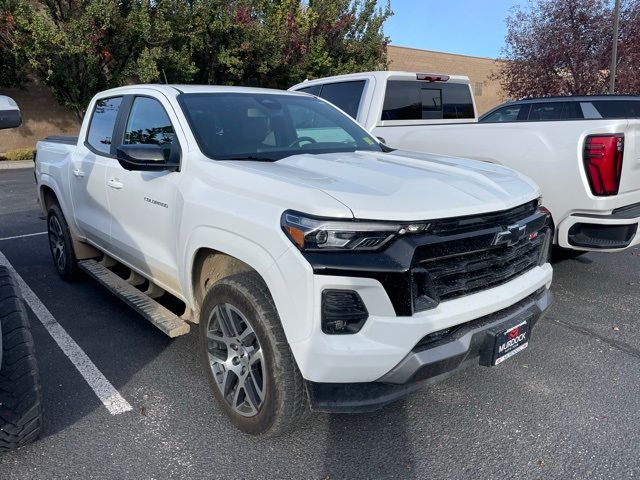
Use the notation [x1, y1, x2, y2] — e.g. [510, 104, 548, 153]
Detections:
[47, 204, 79, 280]
[199, 273, 307, 437]
[0, 266, 42, 451]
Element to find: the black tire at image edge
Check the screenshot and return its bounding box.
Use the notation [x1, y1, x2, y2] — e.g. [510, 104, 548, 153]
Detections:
[0, 266, 42, 451]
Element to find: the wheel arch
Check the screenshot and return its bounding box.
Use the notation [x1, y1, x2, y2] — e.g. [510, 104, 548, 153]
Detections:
[39, 178, 100, 260]
[183, 227, 288, 323]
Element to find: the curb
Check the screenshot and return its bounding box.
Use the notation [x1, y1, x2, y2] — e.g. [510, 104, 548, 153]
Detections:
[0, 161, 33, 170]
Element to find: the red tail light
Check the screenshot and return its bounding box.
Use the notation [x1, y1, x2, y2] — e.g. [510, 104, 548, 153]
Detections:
[583, 134, 624, 196]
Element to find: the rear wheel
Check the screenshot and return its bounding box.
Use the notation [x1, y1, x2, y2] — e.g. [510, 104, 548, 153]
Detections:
[199, 273, 307, 436]
[0, 267, 42, 451]
[47, 204, 78, 280]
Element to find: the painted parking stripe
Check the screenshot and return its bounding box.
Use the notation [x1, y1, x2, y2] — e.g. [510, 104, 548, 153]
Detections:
[0, 231, 47, 242]
[0, 250, 133, 415]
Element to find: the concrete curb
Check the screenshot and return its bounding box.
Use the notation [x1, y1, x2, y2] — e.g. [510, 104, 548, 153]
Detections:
[0, 161, 33, 170]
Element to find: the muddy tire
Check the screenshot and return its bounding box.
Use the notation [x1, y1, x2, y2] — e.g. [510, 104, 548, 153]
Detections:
[199, 272, 307, 437]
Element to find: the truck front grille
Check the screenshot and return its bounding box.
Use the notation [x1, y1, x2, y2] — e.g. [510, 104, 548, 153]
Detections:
[411, 229, 549, 311]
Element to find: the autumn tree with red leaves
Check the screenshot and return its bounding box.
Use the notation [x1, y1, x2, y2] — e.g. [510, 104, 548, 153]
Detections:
[616, 0, 640, 93]
[495, 0, 640, 98]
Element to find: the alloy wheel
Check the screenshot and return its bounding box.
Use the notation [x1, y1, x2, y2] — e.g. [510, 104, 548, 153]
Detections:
[48, 216, 65, 272]
[206, 303, 265, 417]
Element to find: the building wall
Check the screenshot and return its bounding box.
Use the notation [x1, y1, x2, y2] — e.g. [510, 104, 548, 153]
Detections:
[0, 84, 80, 154]
[387, 45, 506, 115]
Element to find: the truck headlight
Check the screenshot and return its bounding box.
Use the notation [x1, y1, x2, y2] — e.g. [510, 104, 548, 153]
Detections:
[281, 210, 429, 252]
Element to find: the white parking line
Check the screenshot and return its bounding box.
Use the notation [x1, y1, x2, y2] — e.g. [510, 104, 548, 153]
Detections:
[0, 231, 47, 242]
[0, 250, 133, 415]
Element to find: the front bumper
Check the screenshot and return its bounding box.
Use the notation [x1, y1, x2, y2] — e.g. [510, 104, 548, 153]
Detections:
[289, 263, 553, 383]
[557, 202, 640, 251]
[307, 286, 552, 413]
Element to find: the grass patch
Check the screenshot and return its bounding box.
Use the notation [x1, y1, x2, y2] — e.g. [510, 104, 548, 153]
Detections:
[0, 148, 35, 161]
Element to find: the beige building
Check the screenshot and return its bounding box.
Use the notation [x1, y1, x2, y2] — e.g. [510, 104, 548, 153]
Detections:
[388, 45, 506, 115]
[0, 46, 505, 154]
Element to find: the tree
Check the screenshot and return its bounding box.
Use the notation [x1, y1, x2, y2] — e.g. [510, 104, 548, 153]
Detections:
[0, 0, 391, 119]
[0, 0, 28, 87]
[616, 0, 640, 93]
[187, 0, 391, 87]
[495, 0, 617, 98]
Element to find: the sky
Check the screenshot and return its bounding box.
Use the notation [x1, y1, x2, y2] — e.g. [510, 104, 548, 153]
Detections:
[380, 0, 525, 58]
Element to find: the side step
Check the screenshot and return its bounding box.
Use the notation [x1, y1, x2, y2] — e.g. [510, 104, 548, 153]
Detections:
[78, 260, 190, 338]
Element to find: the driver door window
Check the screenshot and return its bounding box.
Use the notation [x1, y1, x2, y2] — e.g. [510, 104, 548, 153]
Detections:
[124, 97, 176, 159]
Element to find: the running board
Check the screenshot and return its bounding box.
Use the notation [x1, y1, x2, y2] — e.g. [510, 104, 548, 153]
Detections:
[78, 260, 190, 338]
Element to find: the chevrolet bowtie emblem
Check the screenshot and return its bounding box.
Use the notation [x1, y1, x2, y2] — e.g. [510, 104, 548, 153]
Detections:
[493, 223, 526, 246]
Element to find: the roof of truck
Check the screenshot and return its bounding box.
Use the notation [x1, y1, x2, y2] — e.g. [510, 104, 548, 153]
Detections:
[501, 95, 640, 104]
[94, 84, 310, 98]
[289, 71, 471, 90]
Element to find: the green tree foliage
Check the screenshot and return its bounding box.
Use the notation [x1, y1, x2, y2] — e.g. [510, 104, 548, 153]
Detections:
[0, 0, 28, 87]
[0, 0, 391, 119]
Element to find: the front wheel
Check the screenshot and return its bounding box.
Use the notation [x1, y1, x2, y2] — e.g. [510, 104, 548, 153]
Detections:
[47, 204, 78, 280]
[199, 273, 307, 436]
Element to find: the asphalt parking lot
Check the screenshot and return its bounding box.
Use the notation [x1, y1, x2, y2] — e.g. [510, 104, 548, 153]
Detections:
[1, 167, 639, 479]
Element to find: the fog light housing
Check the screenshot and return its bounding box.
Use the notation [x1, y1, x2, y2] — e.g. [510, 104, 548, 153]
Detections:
[321, 290, 368, 334]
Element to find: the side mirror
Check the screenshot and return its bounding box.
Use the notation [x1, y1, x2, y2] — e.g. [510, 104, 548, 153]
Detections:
[376, 136, 387, 145]
[0, 96, 22, 130]
[116, 144, 180, 172]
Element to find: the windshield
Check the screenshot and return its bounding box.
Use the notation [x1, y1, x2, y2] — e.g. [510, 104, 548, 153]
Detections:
[179, 92, 383, 161]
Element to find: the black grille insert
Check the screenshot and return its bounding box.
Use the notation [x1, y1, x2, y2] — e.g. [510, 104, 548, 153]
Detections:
[412, 230, 548, 309]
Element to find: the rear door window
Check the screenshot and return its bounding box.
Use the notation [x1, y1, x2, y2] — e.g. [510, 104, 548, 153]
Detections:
[563, 102, 584, 120]
[382, 81, 474, 121]
[529, 102, 577, 122]
[318, 81, 366, 119]
[86, 97, 123, 154]
[527, 102, 568, 121]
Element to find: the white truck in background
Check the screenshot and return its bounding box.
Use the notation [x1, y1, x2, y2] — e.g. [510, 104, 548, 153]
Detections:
[35, 84, 553, 436]
[290, 72, 640, 254]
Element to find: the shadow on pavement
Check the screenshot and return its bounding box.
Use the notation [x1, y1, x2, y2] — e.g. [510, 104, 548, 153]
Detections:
[323, 400, 416, 479]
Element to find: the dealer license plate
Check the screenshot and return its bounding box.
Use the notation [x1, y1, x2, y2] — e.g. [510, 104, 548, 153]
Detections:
[493, 320, 530, 366]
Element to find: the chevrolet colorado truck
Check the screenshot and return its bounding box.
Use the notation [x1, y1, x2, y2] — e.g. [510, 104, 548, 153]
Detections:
[0, 95, 42, 450]
[290, 72, 640, 255]
[35, 85, 553, 436]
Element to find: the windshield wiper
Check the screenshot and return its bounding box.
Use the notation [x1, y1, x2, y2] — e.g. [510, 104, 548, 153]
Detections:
[218, 155, 277, 162]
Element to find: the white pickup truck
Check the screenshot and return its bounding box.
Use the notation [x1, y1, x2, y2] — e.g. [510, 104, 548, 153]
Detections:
[291, 72, 640, 254]
[35, 85, 553, 436]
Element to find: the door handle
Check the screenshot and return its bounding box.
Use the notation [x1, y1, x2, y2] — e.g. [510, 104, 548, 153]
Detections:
[107, 178, 124, 190]
[73, 168, 85, 178]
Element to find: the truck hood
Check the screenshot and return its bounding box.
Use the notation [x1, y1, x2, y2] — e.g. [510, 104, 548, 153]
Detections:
[230, 150, 540, 221]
